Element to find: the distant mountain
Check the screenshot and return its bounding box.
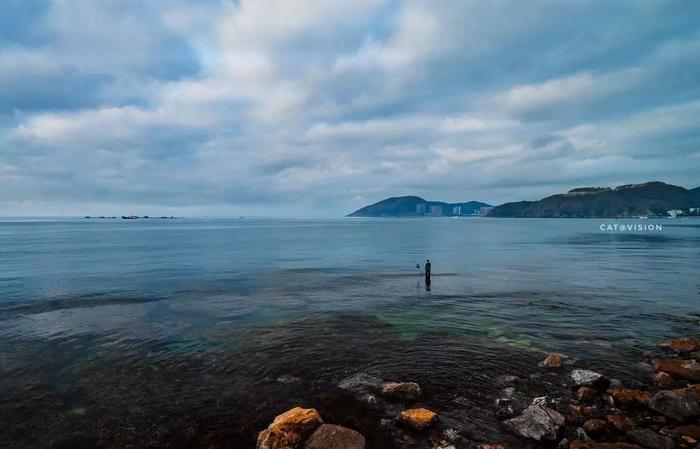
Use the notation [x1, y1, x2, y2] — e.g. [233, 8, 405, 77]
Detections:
[348, 196, 491, 217]
[488, 181, 700, 218]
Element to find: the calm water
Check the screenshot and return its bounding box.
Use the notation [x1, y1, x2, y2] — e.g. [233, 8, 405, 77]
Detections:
[1, 218, 699, 449]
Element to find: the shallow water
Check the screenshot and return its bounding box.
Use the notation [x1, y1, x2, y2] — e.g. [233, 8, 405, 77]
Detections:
[0, 217, 698, 448]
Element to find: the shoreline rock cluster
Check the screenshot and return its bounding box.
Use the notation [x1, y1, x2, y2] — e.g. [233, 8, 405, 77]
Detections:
[498, 336, 700, 449]
[255, 336, 700, 449]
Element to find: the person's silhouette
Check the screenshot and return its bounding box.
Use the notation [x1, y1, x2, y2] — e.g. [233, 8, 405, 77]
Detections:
[424, 259, 431, 283]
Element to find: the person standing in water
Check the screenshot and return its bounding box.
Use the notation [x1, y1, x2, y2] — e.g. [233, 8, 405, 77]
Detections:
[424, 259, 431, 282]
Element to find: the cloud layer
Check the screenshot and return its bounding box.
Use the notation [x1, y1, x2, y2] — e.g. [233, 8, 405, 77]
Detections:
[1, 0, 699, 216]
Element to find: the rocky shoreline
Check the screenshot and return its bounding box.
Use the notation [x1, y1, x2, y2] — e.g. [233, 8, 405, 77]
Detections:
[255, 337, 700, 449]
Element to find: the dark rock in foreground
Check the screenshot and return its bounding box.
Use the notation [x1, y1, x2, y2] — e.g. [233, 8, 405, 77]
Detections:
[626, 428, 676, 449]
[570, 441, 643, 449]
[648, 390, 700, 422]
[304, 424, 365, 449]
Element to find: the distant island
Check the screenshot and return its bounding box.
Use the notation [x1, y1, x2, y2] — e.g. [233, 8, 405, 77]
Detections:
[347, 196, 492, 217]
[349, 182, 700, 219]
[487, 181, 700, 218]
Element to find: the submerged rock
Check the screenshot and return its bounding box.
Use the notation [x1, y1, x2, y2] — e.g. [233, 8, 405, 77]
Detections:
[257, 407, 323, 449]
[503, 404, 565, 441]
[338, 373, 383, 393]
[381, 381, 422, 401]
[652, 359, 700, 382]
[648, 390, 700, 422]
[498, 374, 523, 385]
[540, 353, 564, 368]
[304, 424, 365, 449]
[399, 408, 438, 430]
[277, 375, 302, 384]
[612, 388, 652, 406]
[626, 429, 675, 449]
[495, 397, 518, 419]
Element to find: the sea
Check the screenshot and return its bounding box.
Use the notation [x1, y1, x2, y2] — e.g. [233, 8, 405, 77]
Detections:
[0, 217, 698, 448]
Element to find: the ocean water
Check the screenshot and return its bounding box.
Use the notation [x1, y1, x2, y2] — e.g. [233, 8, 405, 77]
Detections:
[1, 217, 698, 448]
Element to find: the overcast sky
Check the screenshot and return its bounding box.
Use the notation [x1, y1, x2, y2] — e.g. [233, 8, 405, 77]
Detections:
[1, 1, 699, 217]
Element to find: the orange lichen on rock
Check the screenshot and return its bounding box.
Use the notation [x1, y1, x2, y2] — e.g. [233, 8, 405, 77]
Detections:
[257, 407, 323, 449]
[399, 408, 438, 430]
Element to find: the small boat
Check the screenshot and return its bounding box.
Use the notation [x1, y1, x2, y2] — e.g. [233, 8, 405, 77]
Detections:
[122, 215, 138, 219]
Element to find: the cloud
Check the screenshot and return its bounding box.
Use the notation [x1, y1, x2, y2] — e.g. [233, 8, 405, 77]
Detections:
[1, 0, 699, 216]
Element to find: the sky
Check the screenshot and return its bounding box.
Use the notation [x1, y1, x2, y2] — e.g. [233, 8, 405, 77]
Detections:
[1, 0, 699, 217]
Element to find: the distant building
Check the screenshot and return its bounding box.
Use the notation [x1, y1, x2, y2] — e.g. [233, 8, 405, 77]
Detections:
[416, 203, 426, 215]
[452, 205, 461, 216]
[478, 206, 493, 216]
[429, 205, 443, 216]
[667, 209, 683, 217]
[690, 207, 700, 215]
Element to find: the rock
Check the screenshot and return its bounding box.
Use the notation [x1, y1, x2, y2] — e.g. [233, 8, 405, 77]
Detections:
[569, 404, 596, 423]
[654, 372, 674, 388]
[558, 438, 570, 449]
[667, 424, 700, 440]
[304, 424, 365, 449]
[570, 442, 643, 449]
[478, 445, 506, 449]
[540, 353, 564, 368]
[662, 337, 700, 353]
[680, 436, 696, 445]
[648, 390, 700, 422]
[381, 382, 421, 400]
[276, 375, 302, 384]
[360, 393, 378, 405]
[652, 359, 700, 382]
[612, 389, 652, 406]
[570, 369, 606, 388]
[583, 419, 607, 436]
[678, 384, 700, 401]
[399, 408, 438, 430]
[577, 386, 598, 403]
[443, 428, 459, 442]
[576, 428, 591, 441]
[257, 407, 323, 449]
[626, 429, 676, 449]
[503, 404, 565, 441]
[495, 397, 518, 419]
[338, 373, 383, 393]
[434, 443, 456, 449]
[532, 396, 549, 406]
[606, 415, 635, 431]
[650, 415, 667, 425]
[498, 375, 522, 385]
